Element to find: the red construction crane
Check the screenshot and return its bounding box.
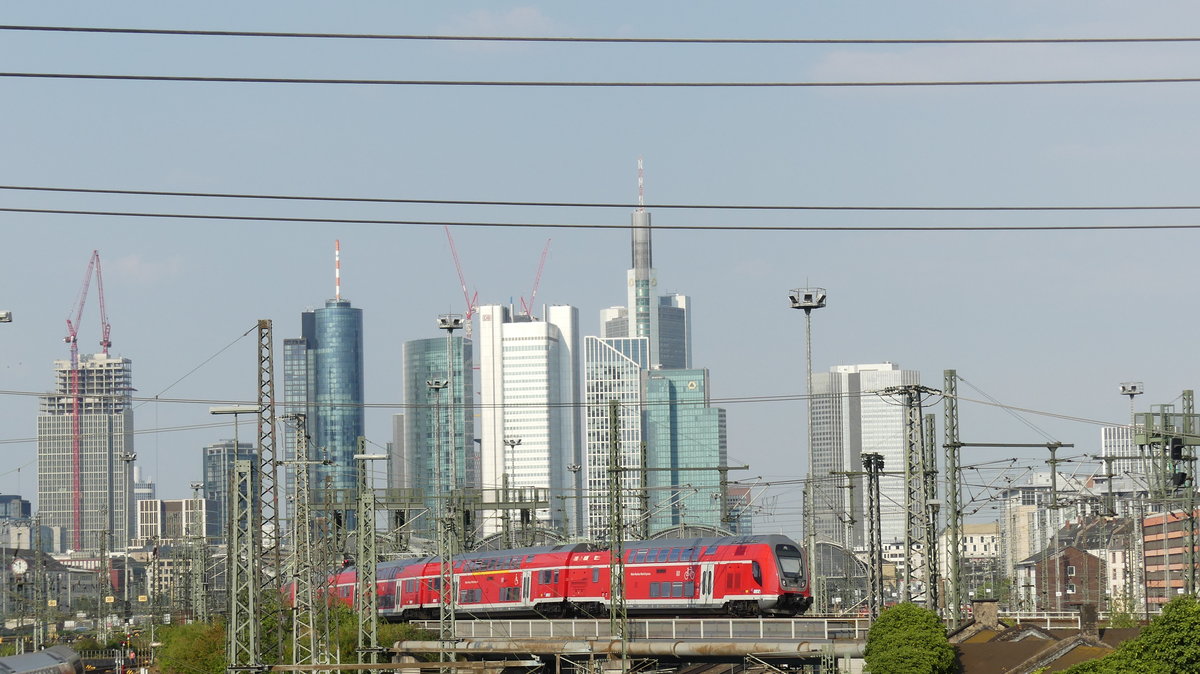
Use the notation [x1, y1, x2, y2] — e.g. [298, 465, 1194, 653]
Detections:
[64, 250, 111, 550]
[519, 239, 552, 318]
[444, 226, 478, 334]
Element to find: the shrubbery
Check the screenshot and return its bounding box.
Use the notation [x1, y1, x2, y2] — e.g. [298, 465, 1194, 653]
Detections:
[864, 602, 957, 674]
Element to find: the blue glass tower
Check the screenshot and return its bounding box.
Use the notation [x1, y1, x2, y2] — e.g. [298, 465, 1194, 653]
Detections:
[642, 369, 727, 534]
[284, 298, 365, 514]
[401, 336, 475, 537]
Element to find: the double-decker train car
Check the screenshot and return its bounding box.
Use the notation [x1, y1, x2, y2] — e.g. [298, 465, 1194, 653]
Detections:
[324, 534, 811, 620]
[0, 646, 83, 674]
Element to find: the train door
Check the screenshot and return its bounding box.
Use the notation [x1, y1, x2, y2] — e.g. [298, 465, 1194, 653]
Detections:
[699, 562, 717, 608]
[521, 570, 532, 609]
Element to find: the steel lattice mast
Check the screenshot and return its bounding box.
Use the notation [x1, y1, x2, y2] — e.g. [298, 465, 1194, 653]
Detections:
[286, 414, 317, 667]
[862, 453, 884, 620]
[923, 413, 940, 611]
[882, 385, 939, 603]
[943, 370, 963, 627]
[608, 399, 628, 661]
[226, 459, 259, 672]
[355, 439, 382, 666]
[189, 482, 209, 623]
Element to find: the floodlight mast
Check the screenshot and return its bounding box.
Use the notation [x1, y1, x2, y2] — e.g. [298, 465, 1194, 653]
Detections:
[788, 287, 826, 612]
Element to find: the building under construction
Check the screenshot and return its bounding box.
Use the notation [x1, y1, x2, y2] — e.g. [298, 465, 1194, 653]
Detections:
[37, 352, 134, 553]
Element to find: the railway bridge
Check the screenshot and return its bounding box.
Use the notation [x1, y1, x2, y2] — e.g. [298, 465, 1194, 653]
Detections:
[391, 617, 868, 672]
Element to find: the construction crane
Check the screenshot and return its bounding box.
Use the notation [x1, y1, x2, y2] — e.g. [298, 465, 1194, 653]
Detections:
[519, 239, 552, 318]
[64, 250, 111, 550]
[443, 226, 478, 335]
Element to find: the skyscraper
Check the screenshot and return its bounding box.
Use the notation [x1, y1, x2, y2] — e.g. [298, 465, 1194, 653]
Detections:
[642, 369, 727, 533]
[400, 335, 475, 537]
[37, 353, 134, 552]
[583, 336, 648, 538]
[477, 304, 581, 535]
[202, 438, 256, 542]
[598, 179, 692, 371]
[283, 297, 364, 515]
[810, 363, 921, 548]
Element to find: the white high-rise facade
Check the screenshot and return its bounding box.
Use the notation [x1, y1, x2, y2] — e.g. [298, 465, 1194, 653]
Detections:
[583, 336, 649, 538]
[38, 353, 135, 553]
[1100, 425, 1141, 477]
[477, 304, 581, 535]
[811, 363, 920, 548]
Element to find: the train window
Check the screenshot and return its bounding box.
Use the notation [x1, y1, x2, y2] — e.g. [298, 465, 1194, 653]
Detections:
[776, 544, 803, 577]
[430, 578, 442, 591]
[668, 549, 681, 562]
[404, 580, 416, 593]
[538, 570, 551, 584]
[554, 571, 560, 583]
[684, 582, 694, 598]
[735, 545, 747, 556]
[751, 561, 762, 585]
[649, 583, 660, 598]
[501, 587, 520, 601]
[634, 550, 648, 563]
[672, 582, 684, 598]
[593, 568, 600, 583]
[705, 544, 719, 556]
[656, 549, 670, 562]
[680, 548, 693, 562]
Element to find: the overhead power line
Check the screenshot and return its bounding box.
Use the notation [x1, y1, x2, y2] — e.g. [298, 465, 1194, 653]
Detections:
[4, 205, 1200, 231]
[5, 72, 1200, 88]
[7, 184, 1200, 212]
[5, 25, 1200, 45]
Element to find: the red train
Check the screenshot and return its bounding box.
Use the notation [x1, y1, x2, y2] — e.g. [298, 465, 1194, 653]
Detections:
[323, 534, 812, 619]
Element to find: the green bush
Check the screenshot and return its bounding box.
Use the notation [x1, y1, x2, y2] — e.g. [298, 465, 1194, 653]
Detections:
[864, 602, 957, 674]
[155, 621, 226, 674]
[1064, 595, 1200, 673]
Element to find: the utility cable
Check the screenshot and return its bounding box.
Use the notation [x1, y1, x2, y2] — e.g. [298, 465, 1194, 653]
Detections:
[5, 25, 1200, 46]
[6, 72, 1200, 88]
[9, 184, 1200, 212]
[6, 205, 1200, 232]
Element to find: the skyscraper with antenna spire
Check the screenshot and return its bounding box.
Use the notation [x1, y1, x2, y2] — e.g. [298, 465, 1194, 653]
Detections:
[586, 160, 726, 538]
[600, 159, 692, 369]
[283, 240, 365, 521]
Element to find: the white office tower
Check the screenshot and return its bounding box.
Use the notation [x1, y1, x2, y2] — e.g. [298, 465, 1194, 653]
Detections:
[477, 304, 581, 537]
[37, 353, 135, 553]
[1100, 425, 1142, 478]
[810, 363, 921, 548]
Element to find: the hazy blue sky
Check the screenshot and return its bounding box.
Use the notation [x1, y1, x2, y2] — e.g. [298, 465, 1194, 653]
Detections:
[2, 2, 1199, 538]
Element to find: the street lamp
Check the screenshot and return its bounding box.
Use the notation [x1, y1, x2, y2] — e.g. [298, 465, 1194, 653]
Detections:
[502, 439, 521, 547]
[789, 286, 827, 611]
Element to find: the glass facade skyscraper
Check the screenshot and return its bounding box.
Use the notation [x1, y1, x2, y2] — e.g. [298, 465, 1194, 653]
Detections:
[583, 336, 648, 539]
[642, 369, 727, 534]
[283, 298, 365, 516]
[202, 439, 255, 542]
[400, 336, 475, 538]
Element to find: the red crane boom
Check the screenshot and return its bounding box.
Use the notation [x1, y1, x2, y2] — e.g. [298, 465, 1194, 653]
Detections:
[520, 239, 552, 318]
[63, 250, 110, 550]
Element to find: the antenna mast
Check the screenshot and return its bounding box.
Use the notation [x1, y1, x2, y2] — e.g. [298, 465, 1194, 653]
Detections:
[335, 240, 342, 300]
[637, 157, 645, 212]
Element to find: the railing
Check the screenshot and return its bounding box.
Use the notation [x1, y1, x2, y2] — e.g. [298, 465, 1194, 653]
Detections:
[419, 617, 870, 641]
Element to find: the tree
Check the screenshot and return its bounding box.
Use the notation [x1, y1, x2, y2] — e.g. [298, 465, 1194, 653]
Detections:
[155, 620, 226, 674]
[864, 602, 957, 674]
[1065, 595, 1200, 673]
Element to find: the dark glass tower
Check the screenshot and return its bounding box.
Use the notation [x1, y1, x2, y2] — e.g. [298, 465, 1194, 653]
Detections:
[284, 298, 365, 513]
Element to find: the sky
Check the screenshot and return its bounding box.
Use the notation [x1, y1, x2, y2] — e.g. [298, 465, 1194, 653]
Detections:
[2, 2, 1199, 539]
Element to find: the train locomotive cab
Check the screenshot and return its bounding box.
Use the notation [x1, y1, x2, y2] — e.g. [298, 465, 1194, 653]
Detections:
[771, 540, 812, 615]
